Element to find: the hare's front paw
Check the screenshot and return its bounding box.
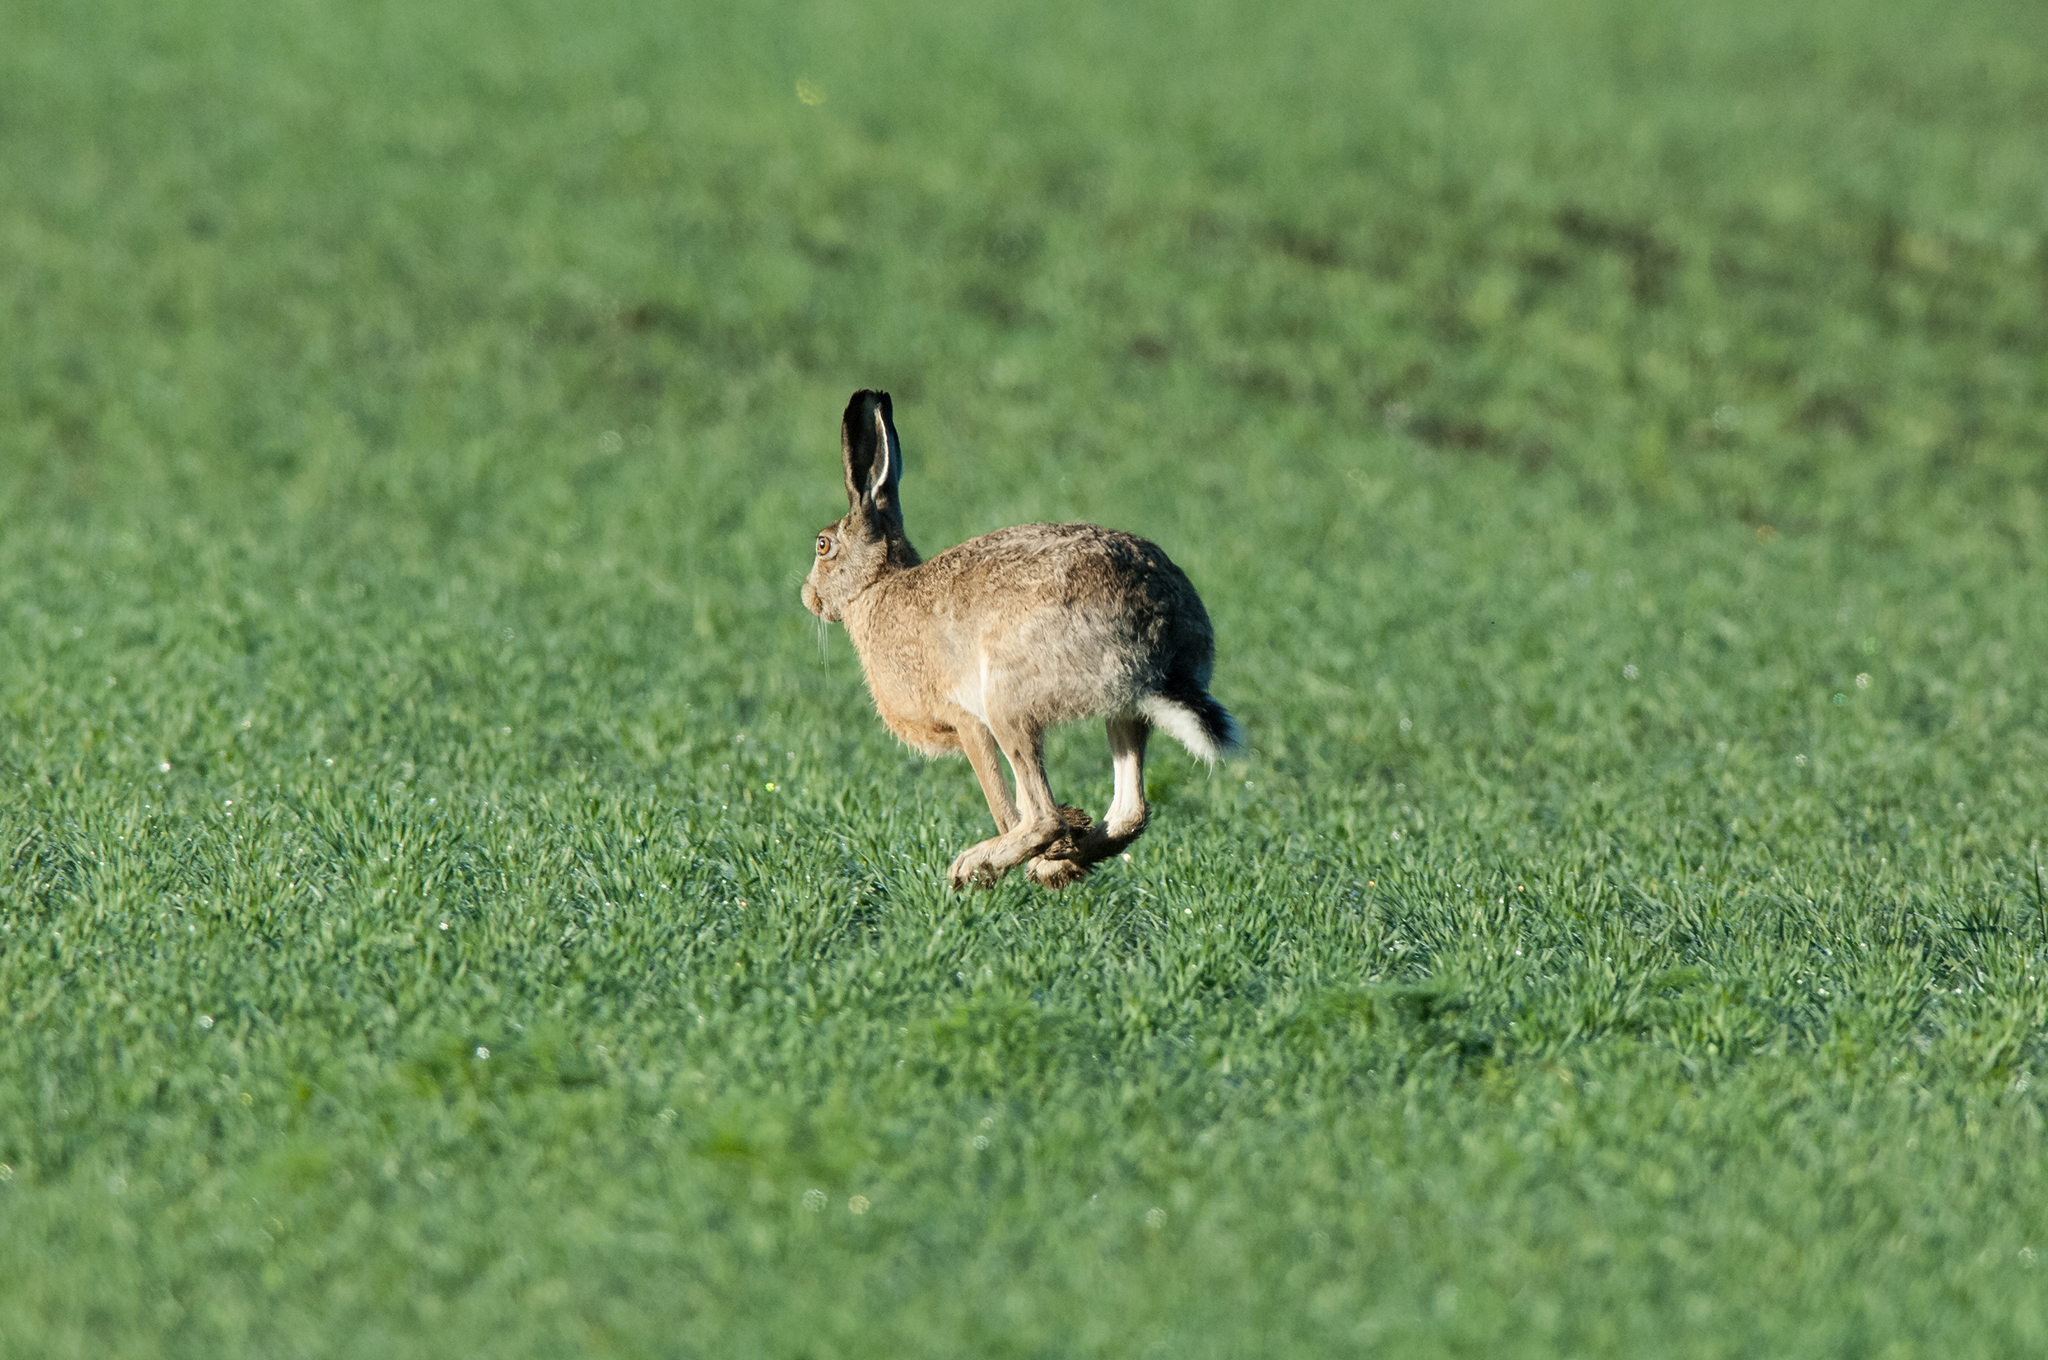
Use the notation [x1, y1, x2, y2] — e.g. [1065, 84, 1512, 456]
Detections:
[948, 838, 1012, 891]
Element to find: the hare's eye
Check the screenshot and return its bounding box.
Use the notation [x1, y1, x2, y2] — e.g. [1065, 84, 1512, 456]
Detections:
[816, 534, 832, 556]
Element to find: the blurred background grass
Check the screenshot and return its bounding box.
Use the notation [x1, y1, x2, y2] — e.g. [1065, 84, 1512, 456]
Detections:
[4, 0, 2048, 1355]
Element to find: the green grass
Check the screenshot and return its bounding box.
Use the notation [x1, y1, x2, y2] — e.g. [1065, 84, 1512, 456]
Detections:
[5, 0, 2048, 1353]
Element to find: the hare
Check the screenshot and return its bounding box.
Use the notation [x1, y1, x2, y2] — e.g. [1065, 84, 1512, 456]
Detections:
[802, 389, 1242, 890]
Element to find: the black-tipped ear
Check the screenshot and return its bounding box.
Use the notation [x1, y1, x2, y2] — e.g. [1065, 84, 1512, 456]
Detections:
[839, 389, 902, 516]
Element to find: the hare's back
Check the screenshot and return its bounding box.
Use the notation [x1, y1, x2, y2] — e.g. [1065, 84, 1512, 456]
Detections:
[918, 522, 1202, 618]
[911, 522, 1213, 716]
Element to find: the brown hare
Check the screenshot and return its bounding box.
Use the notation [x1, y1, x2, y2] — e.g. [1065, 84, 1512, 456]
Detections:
[802, 389, 1242, 890]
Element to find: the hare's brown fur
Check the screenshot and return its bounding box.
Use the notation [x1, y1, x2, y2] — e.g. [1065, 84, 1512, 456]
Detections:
[803, 390, 1241, 890]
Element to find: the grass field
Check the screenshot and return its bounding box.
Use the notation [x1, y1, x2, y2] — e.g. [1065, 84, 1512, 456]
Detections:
[6, 0, 2048, 1353]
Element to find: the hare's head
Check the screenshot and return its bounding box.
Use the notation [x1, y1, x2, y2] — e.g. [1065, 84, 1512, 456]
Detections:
[802, 389, 913, 621]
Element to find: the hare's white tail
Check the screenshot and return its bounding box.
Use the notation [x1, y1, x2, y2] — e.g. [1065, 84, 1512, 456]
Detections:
[1140, 692, 1245, 763]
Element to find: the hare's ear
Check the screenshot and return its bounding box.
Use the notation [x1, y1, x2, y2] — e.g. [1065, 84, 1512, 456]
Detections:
[840, 389, 902, 518]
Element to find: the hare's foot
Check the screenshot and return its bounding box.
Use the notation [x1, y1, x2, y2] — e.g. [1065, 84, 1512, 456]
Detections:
[948, 807, 1081, 891]
[1026, 854, 1094, 889]
[948, 836, 1017, 890]
[1074, 804, 1150, 864]
[1024, 806, 1096, 890]
[1026, 805, 1149, 889]
[1050, 804, 1094, 847]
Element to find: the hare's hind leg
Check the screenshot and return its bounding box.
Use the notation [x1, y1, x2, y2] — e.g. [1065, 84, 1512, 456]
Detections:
[1091, 715, 1152, 855]
[1028, 716, 1150, 888]
[947, 721, 1070, 890]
